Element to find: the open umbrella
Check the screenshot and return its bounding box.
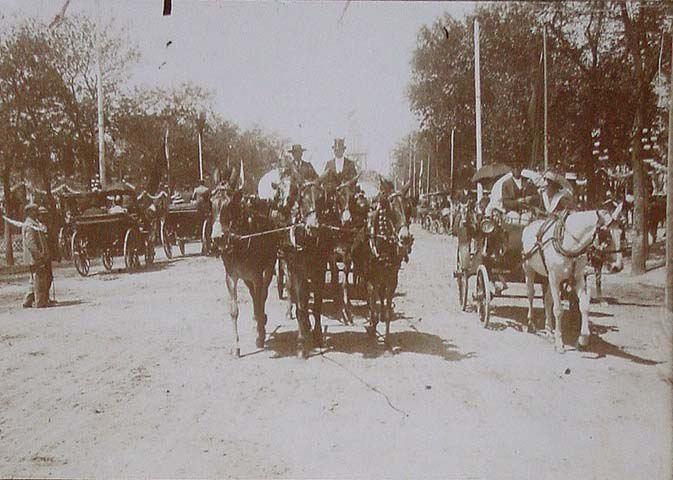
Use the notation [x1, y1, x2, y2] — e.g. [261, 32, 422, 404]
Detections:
[471, 163, 511, 183]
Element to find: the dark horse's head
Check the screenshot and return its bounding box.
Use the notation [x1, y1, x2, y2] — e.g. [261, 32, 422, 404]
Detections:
[371, 178, 414, 259]
[333, 175, 368, 227]
[210, 184, 243, 246]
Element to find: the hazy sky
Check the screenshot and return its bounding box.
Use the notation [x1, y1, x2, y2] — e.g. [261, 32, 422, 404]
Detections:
[3, 0, 473, 173]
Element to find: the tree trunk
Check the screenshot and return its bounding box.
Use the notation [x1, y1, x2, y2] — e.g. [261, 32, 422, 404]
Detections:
[2, 164, 14, 267]
[630, 106, 648, 275]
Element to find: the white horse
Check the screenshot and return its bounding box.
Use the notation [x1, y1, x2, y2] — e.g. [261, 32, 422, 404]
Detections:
[522, 204, 624, 353]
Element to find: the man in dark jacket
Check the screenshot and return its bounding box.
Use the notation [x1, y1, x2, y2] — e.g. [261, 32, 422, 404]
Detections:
[22, 204, 52, 308]
[323, 138, 358, 185]
[286, 144, 318, 184]
[501, 161, 539, 213]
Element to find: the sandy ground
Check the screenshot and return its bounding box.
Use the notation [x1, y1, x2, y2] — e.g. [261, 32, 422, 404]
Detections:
[1, 225, 671, 479]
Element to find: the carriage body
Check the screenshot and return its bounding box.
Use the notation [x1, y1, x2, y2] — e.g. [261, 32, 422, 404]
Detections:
[68, 188, 155, 276]
[160, 202, 210, 258]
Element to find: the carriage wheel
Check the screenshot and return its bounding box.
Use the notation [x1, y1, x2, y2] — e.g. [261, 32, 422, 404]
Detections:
[58, 227, 71, 261]
[433, 219, 443, 234]
[124, 228, 141, 272]
[102, 250, 114, 271]
[160, 219, 173, 259]
[145, 237, 155, 266]
[455, 248, 469, 312]
[200, 218, 211, 255]
[71, 231, 89, 277]
[423, 216, 432, 231]
[277, 258, 286, 299]
[475, 265, 491, 328]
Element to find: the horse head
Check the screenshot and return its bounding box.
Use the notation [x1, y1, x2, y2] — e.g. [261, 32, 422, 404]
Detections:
[210, 184, 243, 243]
[297, 180, 326, 233]
[334, 175, 360, 225]
[596, 202, 625, 274]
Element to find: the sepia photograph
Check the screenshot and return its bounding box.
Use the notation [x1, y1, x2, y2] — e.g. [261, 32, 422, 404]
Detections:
[0, 0, 672, 478]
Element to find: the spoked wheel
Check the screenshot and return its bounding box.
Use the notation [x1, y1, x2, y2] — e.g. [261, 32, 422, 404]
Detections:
[160, 219, 174, 259]
[145, 236, 155, 266]
[200, 218, 211, 255]
[433, 219, 443, 234]
[124, 228, 141, 272]
[71, 231, 90, 277]
[475, 265, 491, 328]
[58, 227, 72, 261]
[102, 250, 114, 271]
[277, 257, 286, 299]
[422, 216, 432, 231]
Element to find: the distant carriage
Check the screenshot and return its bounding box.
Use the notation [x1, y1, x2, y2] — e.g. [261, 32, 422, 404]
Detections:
[160, 202, 211, 258]
[66, 186, 155, 277]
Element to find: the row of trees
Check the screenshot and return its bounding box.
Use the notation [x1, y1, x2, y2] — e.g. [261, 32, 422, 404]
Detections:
[0, 15, 286, 265]
[392, 1, 671, 274]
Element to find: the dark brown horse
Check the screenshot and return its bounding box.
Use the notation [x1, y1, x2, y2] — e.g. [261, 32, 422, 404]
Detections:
[357, 181, 413, 347]
[210, 184, 278, 357]
[282, 179, 333, 358]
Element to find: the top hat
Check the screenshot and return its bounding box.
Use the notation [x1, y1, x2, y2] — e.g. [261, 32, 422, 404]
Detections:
[333, 138, 346, 151]
[288, 144, 306, 154]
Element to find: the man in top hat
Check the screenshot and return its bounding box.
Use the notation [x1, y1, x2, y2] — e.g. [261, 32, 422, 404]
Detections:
[22, 203, 52, 308]
[286, 144, 318, 184]
[323, 138, 358, 185]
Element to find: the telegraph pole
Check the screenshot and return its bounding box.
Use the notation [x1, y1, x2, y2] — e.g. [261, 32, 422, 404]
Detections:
[474, 20, 483, 202]
[95, 0, 106, 187]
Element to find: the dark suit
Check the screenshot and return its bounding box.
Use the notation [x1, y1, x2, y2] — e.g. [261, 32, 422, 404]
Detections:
[323, 157, 358, 186]
[501, 176, 538, 212]
[287, 160, 318, 184]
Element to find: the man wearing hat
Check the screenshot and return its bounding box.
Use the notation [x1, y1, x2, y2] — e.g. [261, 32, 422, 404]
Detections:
[323, 138, 358, 185]
[22, 204, 52, 308]
[286, 144, 318, 184]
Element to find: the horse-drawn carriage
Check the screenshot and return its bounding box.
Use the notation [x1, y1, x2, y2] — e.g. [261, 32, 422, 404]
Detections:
[453, 164, 625, 352]
[160, 202, 211, 258]
[66, 186, 155, 276]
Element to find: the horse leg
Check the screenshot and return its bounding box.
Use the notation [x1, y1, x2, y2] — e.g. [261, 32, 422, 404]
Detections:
[548, 275, 565, 353]
[524, 264, 536, 333]
[576, 272, 591, 350]
[225, 273, 240, 357]
[542, 281, 554, 340]
[295, 276, 312, 359]
[247, 277, 267, 350]
[341, 257, 353, 325]
[311, 266, 325, 348]
[366, 280, 377, 339]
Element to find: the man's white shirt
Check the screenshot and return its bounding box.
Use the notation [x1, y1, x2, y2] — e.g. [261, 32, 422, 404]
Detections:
[335, 156, 344, 174]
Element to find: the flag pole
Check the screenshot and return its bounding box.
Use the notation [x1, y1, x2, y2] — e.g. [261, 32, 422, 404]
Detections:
[474, 19, 483, 202]
[543, 23, 549, 170]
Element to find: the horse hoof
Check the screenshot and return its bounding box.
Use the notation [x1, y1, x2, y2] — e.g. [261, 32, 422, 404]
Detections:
[576, 335, 590, 350]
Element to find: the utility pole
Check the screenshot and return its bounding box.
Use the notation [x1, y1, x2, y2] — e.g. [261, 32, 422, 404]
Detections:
[542, 25, 549, 171]
[474, 19, 483, 202]
[95, 0, 106, 188]
[666, 31, 673, 315]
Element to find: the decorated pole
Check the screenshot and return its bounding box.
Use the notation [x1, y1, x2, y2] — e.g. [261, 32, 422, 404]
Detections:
[666, 32, 673, 315]
[474, 19, 483, 202]
[543, 25, 549, 170]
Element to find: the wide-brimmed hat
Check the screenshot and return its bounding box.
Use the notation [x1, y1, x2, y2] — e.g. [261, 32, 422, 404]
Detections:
[24, 203, 39, 215]
[288, 144, 306, 154]
[333, 138, 346, 150]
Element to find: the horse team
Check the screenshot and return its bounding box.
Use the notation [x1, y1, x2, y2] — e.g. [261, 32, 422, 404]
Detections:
[209, 169, 414, 358]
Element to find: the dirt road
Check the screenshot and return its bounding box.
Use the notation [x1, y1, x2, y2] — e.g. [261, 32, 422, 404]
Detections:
[1, 226, 671, 478]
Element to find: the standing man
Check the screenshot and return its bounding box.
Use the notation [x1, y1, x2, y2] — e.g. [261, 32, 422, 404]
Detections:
[22, 204, 52, 308]
[286, 144, 318, 184]
[323, 138, 358, 185]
